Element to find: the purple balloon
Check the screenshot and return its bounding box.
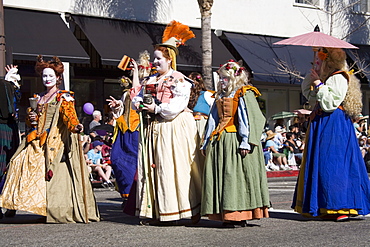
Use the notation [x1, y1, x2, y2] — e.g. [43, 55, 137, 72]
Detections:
[83, 102, 94, 115]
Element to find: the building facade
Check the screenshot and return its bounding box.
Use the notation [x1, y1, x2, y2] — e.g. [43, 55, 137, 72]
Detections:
[3, 0, 370, 129]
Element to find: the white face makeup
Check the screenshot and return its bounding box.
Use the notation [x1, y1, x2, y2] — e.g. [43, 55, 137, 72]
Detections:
[42, 68, 58, 88]
[219, 76, 230, 89]
[153, 50, 171, 74]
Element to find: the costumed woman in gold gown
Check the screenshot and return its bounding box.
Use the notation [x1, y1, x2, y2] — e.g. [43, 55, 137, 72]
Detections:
[0, 55, 100, 223]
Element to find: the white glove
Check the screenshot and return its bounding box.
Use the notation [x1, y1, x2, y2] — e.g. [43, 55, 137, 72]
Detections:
[5, 67, 21, 88]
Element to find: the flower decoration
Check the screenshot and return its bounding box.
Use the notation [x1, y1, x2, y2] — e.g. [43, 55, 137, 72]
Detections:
[235, 67, 245, 76]
[318, 48, 329, 61]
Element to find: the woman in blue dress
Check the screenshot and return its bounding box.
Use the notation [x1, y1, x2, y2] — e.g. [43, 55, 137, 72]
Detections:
[292, 47, 370, 221]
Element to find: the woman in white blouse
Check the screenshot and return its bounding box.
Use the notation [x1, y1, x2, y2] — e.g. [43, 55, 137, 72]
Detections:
[130, 40, 202, 226]
[292, 47, 370, 222]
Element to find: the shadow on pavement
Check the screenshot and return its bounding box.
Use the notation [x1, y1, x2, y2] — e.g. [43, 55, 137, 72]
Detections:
[268, 211, 315, 221]
[0, 214, 46, 224]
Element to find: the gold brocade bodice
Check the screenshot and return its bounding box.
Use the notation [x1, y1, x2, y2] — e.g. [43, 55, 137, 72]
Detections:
[36, 101, 58, 135]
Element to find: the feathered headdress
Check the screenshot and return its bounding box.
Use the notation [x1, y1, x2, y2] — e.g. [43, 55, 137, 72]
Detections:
[162, 20, 195, 48]
[158, 20, 195, 70]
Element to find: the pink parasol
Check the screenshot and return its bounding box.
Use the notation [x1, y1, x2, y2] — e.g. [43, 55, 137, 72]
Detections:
[274, 25, 358, 49]
[293, 109, 312, 115]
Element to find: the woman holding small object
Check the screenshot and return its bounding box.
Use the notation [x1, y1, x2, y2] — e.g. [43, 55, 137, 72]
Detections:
[292, 47, 370, 221]
[0, 55, 100, 223]
[107, 51, 146, 204]
[130, 21, 202, 225]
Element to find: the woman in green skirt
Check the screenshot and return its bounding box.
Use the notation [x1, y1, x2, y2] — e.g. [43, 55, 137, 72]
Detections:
[201, 60, 270, 227]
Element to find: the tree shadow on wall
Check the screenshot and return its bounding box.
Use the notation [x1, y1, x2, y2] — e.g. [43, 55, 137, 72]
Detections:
[73, 0, 201, 66]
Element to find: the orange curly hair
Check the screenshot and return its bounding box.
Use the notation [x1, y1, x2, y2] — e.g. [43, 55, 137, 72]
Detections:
[35, 55, 64, 85]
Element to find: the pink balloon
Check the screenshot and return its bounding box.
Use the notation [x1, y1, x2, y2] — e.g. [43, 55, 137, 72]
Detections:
[83, 102, 94, 115]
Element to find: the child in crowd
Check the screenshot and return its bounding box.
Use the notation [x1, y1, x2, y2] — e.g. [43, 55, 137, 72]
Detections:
[87, 140, 113, 188]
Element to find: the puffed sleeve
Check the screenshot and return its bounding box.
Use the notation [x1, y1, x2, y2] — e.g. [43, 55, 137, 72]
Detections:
[204, 91, 215, 108]
[301, 74, 317, 100]
[237, 97, 251, 150]
[316, 74, 348, 112]
[201, 104, 219, 150]
[154, 80, 192, 120]
[59, 93, 80, 133]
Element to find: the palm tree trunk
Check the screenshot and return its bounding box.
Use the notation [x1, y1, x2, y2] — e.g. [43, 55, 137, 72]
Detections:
[198, 0, 214, 90]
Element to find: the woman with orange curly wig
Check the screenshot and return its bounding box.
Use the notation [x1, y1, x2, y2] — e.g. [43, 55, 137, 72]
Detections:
[0, 55, 100, 223]
[292, 47, 370, 221]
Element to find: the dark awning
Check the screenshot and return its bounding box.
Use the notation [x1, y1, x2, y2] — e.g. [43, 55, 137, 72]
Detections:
[72, 15, 234, 70]
[4, 8, 89, 63]
[224, 32, 314, 83]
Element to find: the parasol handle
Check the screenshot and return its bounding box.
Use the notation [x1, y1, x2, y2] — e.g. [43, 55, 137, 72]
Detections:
[310, 47, 320, 91]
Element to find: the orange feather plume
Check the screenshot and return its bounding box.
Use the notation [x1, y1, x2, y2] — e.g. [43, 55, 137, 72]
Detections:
[162, 20, 195, 46]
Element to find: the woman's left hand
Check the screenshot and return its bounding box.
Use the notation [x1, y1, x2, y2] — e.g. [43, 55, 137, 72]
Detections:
[142, 100, 156, 113]
[75, 123, 83, 133]
[239, 148, 250, 157]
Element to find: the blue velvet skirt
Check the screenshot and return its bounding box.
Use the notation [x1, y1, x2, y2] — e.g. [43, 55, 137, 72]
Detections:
[292, 107, 370, 217]
[110, 130, 139, 197]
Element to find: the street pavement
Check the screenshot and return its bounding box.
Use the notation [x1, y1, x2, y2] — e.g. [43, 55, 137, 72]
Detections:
[0, 175, 369, 246]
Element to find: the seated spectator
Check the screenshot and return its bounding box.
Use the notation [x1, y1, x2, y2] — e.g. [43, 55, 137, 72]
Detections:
[263, 149, 279, 171]
[89, 110, 102, 141]
[353, 115, 368, 138]
[265, 130, 291, 170]
[283, 132, 303, 167]
[101, 133, 113, 165]
[274, 126, 287, 149]
[87, 140, 113, 188]
[359, 135, 368, 158]
[289, 123, 300, 136]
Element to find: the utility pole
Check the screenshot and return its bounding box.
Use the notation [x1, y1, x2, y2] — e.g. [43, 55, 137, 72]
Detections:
[0, 0, 5, 78]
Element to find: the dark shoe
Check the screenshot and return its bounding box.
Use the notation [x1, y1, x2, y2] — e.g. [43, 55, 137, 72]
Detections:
[240, 220, 248, 227]
[191, 213, 201, 224]
[4, 210, 16, 218]
[121, 198, 128, 209]
[222, 220, 247, 228]
[0, 208, 3, 219]
[222, 222, 236, 228]
[140, 219, 178, 226]
[140, 219, 160, 226]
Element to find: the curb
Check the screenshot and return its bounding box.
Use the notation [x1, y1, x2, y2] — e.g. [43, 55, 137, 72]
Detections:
[266, 170, 299, 178]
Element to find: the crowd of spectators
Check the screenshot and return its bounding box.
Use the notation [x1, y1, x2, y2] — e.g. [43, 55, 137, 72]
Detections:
[353, 114, 370, 173]
[81, 111, 115, 189]
[262, 120, 306, 171]
[262, 113, 370, 173]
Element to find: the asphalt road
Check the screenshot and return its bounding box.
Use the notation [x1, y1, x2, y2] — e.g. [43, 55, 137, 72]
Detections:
[0, 176, 369, 247]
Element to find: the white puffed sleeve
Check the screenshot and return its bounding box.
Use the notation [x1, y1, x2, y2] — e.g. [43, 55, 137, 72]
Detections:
[316, 74, 348, 112]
